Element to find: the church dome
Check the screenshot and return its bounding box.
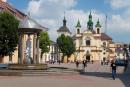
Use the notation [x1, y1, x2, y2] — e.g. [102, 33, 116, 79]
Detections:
[57, 26, 71, 34]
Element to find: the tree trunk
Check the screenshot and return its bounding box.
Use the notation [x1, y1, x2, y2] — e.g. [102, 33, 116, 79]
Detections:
[62, 54, 64, 63]
[45, 53, 47, 63]
[0, 56, 4, 63]
[40, 52, 43, 63]
[9, 53, 12, 63]
[67, 57, 69, 63]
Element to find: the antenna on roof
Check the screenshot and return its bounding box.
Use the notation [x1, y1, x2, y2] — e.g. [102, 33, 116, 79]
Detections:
[105, 14, 107, 34]
[64, 11, 66, 19]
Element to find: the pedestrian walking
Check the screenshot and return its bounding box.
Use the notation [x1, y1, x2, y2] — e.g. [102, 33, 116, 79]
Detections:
[101, 60, 103, 66]
[75, 60, 79, 68]
[91, 60, 94, 64]
[82, 60, 87, 71]
[110, 60, 117, 80]
[58, 60, 60, 65]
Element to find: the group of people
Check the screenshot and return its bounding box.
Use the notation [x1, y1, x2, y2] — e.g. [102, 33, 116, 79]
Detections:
[75, 60, 88, 71]
[75, 59, 119, 80]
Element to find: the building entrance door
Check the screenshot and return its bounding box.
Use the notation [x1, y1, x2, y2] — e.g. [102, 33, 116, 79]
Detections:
[86, 55, 90, 62]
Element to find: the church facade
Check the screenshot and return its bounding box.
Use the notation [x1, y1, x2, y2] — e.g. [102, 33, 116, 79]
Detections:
[57, 12, 116, 62]
[73, 12, 115, 61]
[73, 12, 115, 62]
[56, 12, 118, 62]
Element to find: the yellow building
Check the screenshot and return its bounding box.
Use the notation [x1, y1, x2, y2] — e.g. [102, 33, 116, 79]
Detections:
[73, 12, 116, 62]
[56, 12, 118, 62]
[0, 0, 47, 64]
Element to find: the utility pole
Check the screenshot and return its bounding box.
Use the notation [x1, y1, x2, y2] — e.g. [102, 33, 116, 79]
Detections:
[105, 14, 107, 34]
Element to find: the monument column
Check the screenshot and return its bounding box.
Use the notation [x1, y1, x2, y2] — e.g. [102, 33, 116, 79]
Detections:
[18, 33, 22, 64]
[21, 33, 25, 64]
[33, 33, 37, 64]
[36, 33, 40, 64]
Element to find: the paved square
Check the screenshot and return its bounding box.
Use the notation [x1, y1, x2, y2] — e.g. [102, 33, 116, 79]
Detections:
[0, 62, 130, 87]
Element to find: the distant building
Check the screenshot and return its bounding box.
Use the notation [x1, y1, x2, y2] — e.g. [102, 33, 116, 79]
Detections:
[57, 12, 121, 62]
[57, 16, 71, 36]
[73, 12, 116, 61]
[42, 41, 60, 63]
[0, 0, 26, 19]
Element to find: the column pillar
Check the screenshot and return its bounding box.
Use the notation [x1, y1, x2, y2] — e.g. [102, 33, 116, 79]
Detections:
[18, 32, 22, 64]
[36, 33, 40, 64]
[21, 34, 25, 64]
[18, 33, 24, 64]
[33, 33, 37, 64]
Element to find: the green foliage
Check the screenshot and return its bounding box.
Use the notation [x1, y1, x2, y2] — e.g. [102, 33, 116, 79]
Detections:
[0, 12, 19, 57]
[57, 34, 75, 58]
[39, 32, 50, 56]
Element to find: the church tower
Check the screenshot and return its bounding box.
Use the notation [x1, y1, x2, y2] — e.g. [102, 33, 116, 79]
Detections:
[57, 15, 71, 36]
[76, 19, 81, 34]
[87, 12, 93, 31]
[95, 19, 101, 34]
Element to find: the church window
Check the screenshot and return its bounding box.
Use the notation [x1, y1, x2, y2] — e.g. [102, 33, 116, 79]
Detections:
[97, 28, 100, 34]
[86, 40, 91, 46]
[77, 29, 80, 34]
[103, 42, 106, 47]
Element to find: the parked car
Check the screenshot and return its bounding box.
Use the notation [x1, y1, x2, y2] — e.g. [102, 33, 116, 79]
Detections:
[115, 59, 127, 66]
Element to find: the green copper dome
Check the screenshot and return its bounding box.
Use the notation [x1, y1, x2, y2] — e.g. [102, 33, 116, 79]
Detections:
[95, 19, 101, 28]
[89, 12, 92, 19]
[76, 20, 81, 28]
[87, 12, 93, 30]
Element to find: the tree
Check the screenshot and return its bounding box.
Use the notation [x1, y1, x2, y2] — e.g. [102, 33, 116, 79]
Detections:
[57, 34, 75, 62]
[0, 12, 19, 62]
[39, 32, 51, 60]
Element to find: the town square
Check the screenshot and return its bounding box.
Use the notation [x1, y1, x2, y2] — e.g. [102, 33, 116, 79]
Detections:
[0, 0, 130, 87]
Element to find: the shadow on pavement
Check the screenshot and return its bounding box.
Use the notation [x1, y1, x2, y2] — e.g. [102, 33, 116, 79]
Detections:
[80, 71, 112, 79]
[80, 70, 130, 87]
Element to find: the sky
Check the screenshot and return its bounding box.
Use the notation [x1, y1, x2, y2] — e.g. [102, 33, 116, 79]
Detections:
[7, 0, 130, 43]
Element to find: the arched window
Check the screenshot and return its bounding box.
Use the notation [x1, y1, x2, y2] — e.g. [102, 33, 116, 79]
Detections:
[86, 40, 90, 46]
[103, 42, 106, 47]
[97, 28, 100, 34]
[77, 29, 80, 34]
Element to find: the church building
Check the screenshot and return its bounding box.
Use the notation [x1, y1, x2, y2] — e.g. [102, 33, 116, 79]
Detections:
[73, 12, 115, 61]
[57, 12, 117, 62]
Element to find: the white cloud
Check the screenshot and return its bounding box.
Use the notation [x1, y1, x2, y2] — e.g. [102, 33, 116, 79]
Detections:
[26, 0, 130, 43]
[26, 0, 106, 41]
[27, 0, 76, 18]
[108, 0, 130, 9]
[124, 9, 130, 16]
[105, 0, 130, 43]
[109, 15, 130, 32]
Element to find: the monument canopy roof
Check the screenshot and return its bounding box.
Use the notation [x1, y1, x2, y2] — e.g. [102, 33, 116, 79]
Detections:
[19, 16, 48, 33]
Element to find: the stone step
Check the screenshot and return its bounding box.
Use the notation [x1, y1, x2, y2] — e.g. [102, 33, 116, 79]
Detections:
[0, 68, 81, 76]
[21, 72, 78, 76]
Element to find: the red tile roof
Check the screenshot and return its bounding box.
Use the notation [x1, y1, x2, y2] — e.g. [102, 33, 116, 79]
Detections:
[0, 0, 26, 20]
[101, 33, 112, 40]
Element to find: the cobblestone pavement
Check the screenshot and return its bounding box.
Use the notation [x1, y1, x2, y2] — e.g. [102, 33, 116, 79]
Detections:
[0, 62, 129, 87]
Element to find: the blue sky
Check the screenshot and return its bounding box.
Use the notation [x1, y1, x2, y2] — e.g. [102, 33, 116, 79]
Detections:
[8, 0, 130, 43]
